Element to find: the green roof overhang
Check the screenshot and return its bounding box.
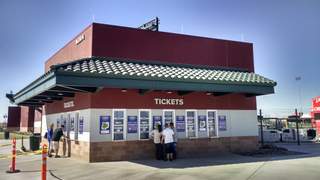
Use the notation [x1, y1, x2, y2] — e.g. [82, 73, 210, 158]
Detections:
[9, 57, 276, 106]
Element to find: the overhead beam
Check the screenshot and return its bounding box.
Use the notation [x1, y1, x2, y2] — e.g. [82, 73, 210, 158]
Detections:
[138, 89, 151, 95]
[212, 92, 231, 97]
[39, 91, 74, 98]
[177, 91, 192, 96]
[32, 95, 63, 101]
[245, 93, 262, 97]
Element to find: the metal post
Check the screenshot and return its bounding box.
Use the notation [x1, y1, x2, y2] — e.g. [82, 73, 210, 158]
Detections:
[295, 109, 300, 146]
[259, 109, 264, 146]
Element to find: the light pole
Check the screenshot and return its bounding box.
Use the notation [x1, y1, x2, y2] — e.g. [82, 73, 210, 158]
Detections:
[295, 76, 302, 114]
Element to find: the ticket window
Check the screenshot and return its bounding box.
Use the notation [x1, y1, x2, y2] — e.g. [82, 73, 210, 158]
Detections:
[207, 110, 217, 137]
[186, 110, 197, 138]
[163, 110, 175, 127]
[113, 110, 126, 141]
[139, 110, 151, 140]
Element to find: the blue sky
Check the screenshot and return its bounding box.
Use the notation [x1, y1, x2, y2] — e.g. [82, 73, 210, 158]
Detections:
[0, 0, 319, 121]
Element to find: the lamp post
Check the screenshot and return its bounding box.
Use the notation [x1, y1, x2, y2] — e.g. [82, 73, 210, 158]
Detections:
[295, 76, 302, 114]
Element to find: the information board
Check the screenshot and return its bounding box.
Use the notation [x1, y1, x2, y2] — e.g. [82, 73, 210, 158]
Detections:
[140, 111, 150, 139]
[176, 116, 185, 132]
[100, 116, 111, 134]
[79, 117, 84, 134]
[198, 115, 207, 132]
[186, 111, 196, 137]
[218, 115, 227, 131]
[153, 116, 162, 129]
[127, 116, 138, 133]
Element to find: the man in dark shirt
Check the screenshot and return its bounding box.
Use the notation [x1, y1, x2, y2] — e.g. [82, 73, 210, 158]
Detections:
[52, 125, 65, 158]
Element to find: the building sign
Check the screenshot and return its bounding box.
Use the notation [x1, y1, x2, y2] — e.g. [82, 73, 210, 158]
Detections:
[208, 111, 216, 136]
[100, 116, 111, 134]
[153, 116, 162, 129]
[154, 98, 184, 105]
[198, 115, 207, 132]
[75, 34, 85, 45]
[218, 115, 227, 131]
[127, 116, 138, 133]
[176, 116, 185, 132]
[140, 111, 150, 139]
[79, 117, 84, 134]
[64, 101, 74, 108]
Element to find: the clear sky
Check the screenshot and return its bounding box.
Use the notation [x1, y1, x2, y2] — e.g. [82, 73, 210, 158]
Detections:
[0, 0, 319, 121]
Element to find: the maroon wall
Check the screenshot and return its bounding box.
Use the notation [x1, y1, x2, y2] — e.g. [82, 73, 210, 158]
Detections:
[92, 23, 254, 72]
[45, 23, 254, 72]
[45, 88, 256, 115]
[7, 106, 21, 130]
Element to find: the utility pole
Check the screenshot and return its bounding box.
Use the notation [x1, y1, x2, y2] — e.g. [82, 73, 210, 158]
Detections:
[295, 108, 301, 146]
[259, 109, 264, 146]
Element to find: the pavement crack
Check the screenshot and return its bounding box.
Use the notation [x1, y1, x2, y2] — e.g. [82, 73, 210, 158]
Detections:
[245, 160, 269, 180]
[49, 169, 64, 180]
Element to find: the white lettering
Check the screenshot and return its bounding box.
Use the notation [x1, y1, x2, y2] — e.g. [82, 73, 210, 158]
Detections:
[154, 98, 184, 106]
[64, 101, 74, 108]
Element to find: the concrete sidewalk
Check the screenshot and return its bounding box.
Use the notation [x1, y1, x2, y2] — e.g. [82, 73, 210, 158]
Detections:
[0, 143, 319, 180]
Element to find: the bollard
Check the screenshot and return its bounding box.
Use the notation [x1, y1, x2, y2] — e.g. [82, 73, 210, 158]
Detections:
[42, 144, 48, 180]
[6, 137, 20, 173]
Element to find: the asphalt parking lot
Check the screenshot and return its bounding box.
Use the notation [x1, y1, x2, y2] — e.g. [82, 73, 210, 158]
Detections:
[0, 142, 320, 180]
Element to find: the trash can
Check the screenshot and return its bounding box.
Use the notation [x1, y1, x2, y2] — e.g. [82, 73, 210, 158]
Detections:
[4, 131, 10, 139]
[29, 134, 41, 151]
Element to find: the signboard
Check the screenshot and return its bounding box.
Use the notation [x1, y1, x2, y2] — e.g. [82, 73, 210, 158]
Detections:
[153, 116, 162, 129]
[187, 111, 196, 137]
[127, 116, 138, 133]
[79, 117, 84, 134]
[114, 118, 124, 140]
[138, 17, 159, 31]
[64, 101, 74, 108]
[56, 119, 60, 128]
[154, 98, 183, 105]
[208, 111, 216, 136]
[176, 116, 185, 132]
[198, 115, 207, 132]
[100, 116, 111, 134]
[218, 115, 227, 131]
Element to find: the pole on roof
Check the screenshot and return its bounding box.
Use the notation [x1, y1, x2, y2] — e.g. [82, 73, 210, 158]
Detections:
[259, 109, 264, 146]
[295, 108, 301, 146]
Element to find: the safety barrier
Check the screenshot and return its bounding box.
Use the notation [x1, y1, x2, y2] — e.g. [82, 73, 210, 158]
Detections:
[6, 137, 20, 173]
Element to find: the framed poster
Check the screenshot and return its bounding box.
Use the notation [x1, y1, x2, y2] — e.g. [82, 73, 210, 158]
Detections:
[218, 115, 227, 131]
[176, 116, 185, 132]
[100, 116, 111, 134]
[198, 115, 207, 132]
[139, 111, 150, 139]
[186, 111, 196, 137]
[207, 111, 216, 137]
[56, 118, 61, 128]
[70, 117, 75, 131]
[152, 116, 162, 129]
[79, 117, 84, 134]
[127, 116, 138, 133]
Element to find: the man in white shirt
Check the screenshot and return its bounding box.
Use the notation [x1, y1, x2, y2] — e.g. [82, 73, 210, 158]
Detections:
[162, 123, 175, 161]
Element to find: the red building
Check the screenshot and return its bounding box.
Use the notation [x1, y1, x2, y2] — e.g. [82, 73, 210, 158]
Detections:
[311, 96, 320, 134]
[6, 106, 41, 132]
[7, 22, 276, 162]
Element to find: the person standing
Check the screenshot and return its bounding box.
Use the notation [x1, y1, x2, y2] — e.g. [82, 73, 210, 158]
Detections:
[52, 125, 65, 158]
[169, 122, 178, 159]
[47, 123, 54, 157]
[162, 123, 175, 161]
[151, 124, 163, 160]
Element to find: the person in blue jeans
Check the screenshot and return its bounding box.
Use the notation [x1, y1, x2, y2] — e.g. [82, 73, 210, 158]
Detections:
[169, 122, 177, 159]
[47, 123, 54, 157]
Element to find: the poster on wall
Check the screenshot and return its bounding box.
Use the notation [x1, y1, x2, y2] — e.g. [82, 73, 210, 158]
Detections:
[140, 111, 150, 139]
[79, 117, 84, 134]
[56, 118, 60, 128]
[208, 111, 216, 137]
[113, 118, 124, 140]
[198, 115, 207, 132]
[152, 116, 162, 129]
[176, 116, 185, 132]
[127, 116, 138, 133]
[99, 116, 111, 134]
[70, 117, 75, 131]
[218, 115, 227, 131]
